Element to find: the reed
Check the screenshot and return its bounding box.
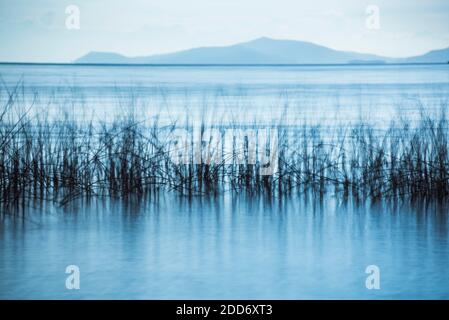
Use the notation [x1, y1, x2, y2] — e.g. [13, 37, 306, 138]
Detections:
[1, 85, 448, 205]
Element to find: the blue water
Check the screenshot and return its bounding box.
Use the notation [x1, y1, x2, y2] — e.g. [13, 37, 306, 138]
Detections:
[1, 195, 448, 299]
[1, 64, 449, 126]
[1, 64, 449, 299]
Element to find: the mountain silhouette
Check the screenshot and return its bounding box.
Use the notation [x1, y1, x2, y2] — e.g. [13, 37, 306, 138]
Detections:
[75, 37, 449, 64]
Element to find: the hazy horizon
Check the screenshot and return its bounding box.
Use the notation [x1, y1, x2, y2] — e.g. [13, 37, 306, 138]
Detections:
[1, 36, 449, 64]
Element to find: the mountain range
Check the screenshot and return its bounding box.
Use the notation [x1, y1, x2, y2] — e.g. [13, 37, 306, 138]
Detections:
[75, 37, 449, 65]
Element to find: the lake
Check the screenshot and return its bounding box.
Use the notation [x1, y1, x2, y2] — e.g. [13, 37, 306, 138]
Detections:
[0, 63, 449, 299]
[1, 195, 449, 299]
[1, 64, 449, 126]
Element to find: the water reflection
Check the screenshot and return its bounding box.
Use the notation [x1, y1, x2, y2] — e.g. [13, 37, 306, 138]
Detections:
[1, 194, 448, 299]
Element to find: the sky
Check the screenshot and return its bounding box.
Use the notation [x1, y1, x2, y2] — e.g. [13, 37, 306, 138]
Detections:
[0, 0, 448, 62]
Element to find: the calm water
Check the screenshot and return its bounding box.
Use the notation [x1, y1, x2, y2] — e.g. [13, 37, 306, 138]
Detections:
[1, 64, 449, 126]
[1, 64, 449, 299]
[1, 195, 449, 299]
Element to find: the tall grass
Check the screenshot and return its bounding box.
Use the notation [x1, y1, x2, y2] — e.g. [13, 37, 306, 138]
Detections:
[1, 85, 448, 205]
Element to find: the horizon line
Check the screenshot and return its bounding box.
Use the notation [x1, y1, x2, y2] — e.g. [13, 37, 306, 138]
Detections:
[1, 62, 448, 67]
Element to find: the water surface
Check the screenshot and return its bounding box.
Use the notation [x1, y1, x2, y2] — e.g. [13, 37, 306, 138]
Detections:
[1, 64, 448, 126]
[1, 64, 449, 299]
[1, 195, 448, 299]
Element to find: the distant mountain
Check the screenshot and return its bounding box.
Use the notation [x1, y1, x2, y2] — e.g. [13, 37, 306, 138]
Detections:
[77, 52, 137, 64]
[402, 47, 449, 63]
[75, 37, 449, 64]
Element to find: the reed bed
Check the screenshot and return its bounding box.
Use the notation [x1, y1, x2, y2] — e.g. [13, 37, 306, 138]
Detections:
[1, 86, 449, 205]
